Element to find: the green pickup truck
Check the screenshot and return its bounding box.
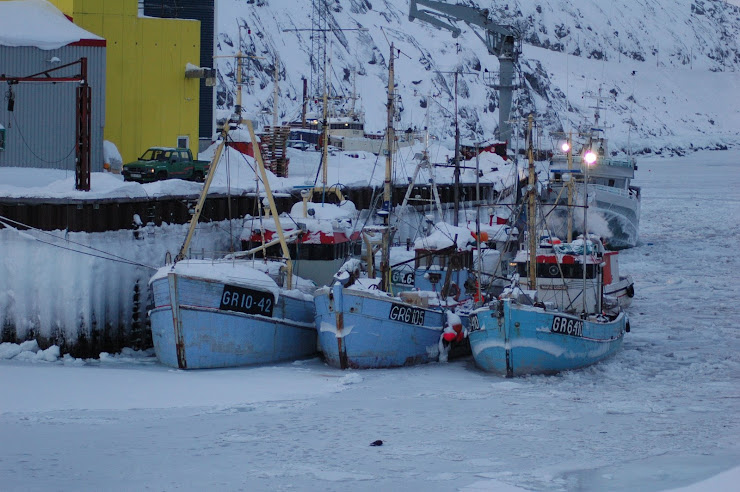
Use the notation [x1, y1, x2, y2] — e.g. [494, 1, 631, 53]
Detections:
[122, 147, 210, 183]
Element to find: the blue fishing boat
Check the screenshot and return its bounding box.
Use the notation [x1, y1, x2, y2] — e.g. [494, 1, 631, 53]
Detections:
[468, 297, 627, 376]
[468, 115, 629, 376]
[150, 260, 317, 369]
[314, 44, 469, 369]
[314, 279, 447, 369]
[149, 60, 318, 369]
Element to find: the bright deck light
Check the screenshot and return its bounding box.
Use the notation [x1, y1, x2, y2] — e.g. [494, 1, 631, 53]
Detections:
[561, 142, 570, 152]
[584, 151, 597, 165]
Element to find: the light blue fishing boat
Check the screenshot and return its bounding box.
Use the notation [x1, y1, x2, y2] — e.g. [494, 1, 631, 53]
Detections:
[468, 298, 627, 376]
[468, 115, 630, 376]
[314, 280, 447, 369]
[150, 260, 317, 369]
[314, 44, 469, 369]
[149, 83, 318, 369]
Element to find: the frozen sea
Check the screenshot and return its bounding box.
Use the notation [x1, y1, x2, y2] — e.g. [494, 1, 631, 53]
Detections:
[1, 150, 738, 491]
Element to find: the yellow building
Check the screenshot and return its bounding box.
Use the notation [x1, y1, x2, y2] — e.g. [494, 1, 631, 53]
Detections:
[40, 0, 202, 162]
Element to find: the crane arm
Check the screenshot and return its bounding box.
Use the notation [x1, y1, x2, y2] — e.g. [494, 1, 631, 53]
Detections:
[408, 0, 461, 38]
[409, 0, 516, 40]
[408, 0, 521, 143]
[409, 0, 519, 60]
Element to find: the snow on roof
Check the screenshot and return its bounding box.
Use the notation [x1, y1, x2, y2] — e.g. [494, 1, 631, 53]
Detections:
[414, 222, 476, 251]
[0, 0, 104, 50]
[291, 200, 357, 221]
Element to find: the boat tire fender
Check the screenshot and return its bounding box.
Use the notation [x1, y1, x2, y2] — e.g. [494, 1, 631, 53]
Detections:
[448, 283, 460, 301]
[626, 284, 635, 298]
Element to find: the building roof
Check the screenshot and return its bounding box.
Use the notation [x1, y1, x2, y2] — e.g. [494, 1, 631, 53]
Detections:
[0, 0, 104, 50]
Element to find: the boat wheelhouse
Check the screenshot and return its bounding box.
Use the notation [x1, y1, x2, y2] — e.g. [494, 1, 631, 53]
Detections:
[241, 191, 360, 287]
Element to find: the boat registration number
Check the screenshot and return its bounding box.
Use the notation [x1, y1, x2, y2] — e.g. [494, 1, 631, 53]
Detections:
[131, 173, 141, 178]
[391, 269, 414, 286]
[220, 284, 274, 317]
[551, 316, 583, 337]
[389, 304, 426, 326]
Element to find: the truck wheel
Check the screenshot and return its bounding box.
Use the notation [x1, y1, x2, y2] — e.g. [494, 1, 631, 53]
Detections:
[193, 171, 204, 183]
[156, 171, 168, 181]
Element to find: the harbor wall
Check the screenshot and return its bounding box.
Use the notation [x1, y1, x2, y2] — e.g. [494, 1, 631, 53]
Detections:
[0, 184, 501, 357]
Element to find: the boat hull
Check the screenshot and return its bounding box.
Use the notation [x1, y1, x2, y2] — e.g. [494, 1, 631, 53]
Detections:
[545, 184, 640, 249]
[469, 300, 626, 376]
[314, 284, 445, 369]
[150, 275, 317, 369]
[604, 275, 635, 309]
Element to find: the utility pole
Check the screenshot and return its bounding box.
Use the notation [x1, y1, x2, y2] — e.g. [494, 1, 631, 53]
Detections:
[0, 58, 91, 191]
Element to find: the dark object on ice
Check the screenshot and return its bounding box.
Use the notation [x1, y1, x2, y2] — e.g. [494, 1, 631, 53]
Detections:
[370, 440, 383, 446]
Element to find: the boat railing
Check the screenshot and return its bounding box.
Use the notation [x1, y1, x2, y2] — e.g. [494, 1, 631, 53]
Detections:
[588, 184, 639, 200]
[551, 155, 634, 170]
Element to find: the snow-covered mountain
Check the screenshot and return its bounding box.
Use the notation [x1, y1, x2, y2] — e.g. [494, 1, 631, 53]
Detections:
[215, 0, 740, 155]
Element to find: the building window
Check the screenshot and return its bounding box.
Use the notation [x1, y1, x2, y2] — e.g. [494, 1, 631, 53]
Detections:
[177, 135, 189, 149]
[0, 125, 5, 150]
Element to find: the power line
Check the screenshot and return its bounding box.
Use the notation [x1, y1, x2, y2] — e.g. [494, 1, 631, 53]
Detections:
[0, 215, 158, 270]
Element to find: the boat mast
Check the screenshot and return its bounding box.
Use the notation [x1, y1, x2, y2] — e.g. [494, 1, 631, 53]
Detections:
[582, 147, 599, 315]
[475, 141, 482, 302]
[176, 130, 228, 262]
[246, 119, 293, 289]
[453, 71, 460, 226]
[380, 43, 395, 292]
[526, 114, 537, 290]
[272, 55, 279, 128]
[566, 130, 574, 243]
[320, 49, 330, 201]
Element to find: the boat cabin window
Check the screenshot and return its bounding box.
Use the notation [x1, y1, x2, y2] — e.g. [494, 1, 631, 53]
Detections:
[329, 123, 363, 131]
[415, 251, 473, 270]
[516, 262, 598, 279]
[242, 240, 361, 262]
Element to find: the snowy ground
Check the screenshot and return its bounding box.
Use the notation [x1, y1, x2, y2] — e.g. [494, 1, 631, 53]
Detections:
[0, 142, 512, 200]
[1, 150, 739, 491]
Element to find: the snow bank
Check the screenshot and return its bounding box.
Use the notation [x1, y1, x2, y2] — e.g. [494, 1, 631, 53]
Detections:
[0, 341, 154, 365]
[665, 466, 740, 492]
[0, 0, 104, 49]
[0, 340, 60, 361]
[103, 140, 123, 172]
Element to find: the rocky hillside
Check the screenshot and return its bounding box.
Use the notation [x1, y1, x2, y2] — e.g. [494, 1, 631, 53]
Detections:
[215, 0, 740, 155]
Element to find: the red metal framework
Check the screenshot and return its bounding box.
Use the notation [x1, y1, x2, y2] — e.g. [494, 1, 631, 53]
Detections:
[0, 57, 91, 191]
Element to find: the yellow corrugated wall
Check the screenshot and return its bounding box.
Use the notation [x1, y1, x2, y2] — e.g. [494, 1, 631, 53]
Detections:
[44, 0, 201, 162]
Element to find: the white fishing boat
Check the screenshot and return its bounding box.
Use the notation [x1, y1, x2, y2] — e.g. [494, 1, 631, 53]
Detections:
[544, 97, 641, 249]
